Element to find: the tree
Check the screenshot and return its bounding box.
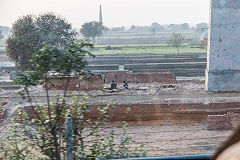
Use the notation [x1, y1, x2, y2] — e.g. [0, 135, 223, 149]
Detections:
[196, 23, 208, 32]
[35, 13, 76, 48]
[15, 41, 94, 160]
[129, 25, 136, 31]
[0, 41, 147, 160]
[150, 27, 156, 44]
[151, 22, 160, 29]
[0, 26, 11, 40]
[151, 22, 163, 31]
[151, 27, 156, 36]
[110, 26, 125, 32]
[0, 30, 3, 40]
[6, 13, 76, 70]
[179, 23, 190, 31]
[168, 33, 185, 54]
[200, 36, 208, 49]
[168, 24, 179, 31]
[80, 21, 106, 43]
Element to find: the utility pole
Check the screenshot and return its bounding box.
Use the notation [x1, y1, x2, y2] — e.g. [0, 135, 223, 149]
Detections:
[66, 117, 73, 160]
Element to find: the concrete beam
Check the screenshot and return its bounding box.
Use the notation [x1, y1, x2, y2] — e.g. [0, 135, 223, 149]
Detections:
[206, 0, 240, 92]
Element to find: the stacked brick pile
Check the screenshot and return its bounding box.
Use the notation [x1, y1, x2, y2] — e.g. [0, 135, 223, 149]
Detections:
[0, 107, 6, 122]
[45, 75, 104, 91]
[233, 114, 240, 129]
[22, 106, 36, 120]
[0, 100, 7, 122]
[105, 72, 177, 84]
[1, 101, 7, 106]
[207, 112, 236, 130]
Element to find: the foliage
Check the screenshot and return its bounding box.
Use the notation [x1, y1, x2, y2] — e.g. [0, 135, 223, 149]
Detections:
[151, 27, 156, 36]
[200, 36, 208, 49]
[1, 97, 146, 160]
[110, 26, 125, 32]
[105, 45, 113, 50]
[0, 30, 3, 40]
[80, 21, 107, 43]
[6, 13, 77, 70]
[168, 33, 185, 54]
[129, 25, 136, 31]
[0, 117, 37, 160]
[196, 23, 208, 33]
[105, 45, 122, 50]
[0, 41, 146, 160]
[15, 41, 94, 160]
[151, 27, 157, 43]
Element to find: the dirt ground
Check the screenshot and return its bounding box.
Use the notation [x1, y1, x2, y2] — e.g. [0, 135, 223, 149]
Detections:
[2, 82, 240, 105]
[0, 81, 239, 157]
[91, 124, 233, 157]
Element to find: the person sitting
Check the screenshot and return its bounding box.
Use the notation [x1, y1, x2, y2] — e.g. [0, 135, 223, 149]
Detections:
[109, 81, 117, 91]
[113, 81, 117, 89]
[123, 80, 128, 89]
[110, 81, 115, 89]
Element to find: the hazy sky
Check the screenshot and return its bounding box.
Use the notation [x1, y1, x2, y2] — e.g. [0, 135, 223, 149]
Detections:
[0, 0, 210, 28]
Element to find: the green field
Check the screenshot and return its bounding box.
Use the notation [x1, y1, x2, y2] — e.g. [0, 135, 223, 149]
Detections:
[0, 43, 207, 55]
[92, 43, 207, 55]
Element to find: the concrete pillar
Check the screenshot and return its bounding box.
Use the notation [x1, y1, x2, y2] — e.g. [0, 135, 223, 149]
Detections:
[10, 71, 18, 80]
[206, 0, 240, 92]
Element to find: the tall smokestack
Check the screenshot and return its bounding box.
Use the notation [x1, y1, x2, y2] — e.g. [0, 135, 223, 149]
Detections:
[99, 5, 103, 24]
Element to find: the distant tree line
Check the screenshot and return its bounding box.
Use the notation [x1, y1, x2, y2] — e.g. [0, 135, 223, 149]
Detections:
[0, 26, 11, 44]
[0, 31, 3, 41]
[80, 21, 107, 43]
[0, 26, 11, 38]
[4, 11, 207, 70]
[107, 22, 208, 33]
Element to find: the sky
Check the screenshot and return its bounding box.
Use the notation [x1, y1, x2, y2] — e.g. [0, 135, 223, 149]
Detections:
[0, 0, 210, 28]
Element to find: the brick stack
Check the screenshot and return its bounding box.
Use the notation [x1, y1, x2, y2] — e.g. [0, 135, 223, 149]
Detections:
[45, 75, 104, 91]
[207, 112, 235, 130]
[1, 101, 7, 106]
[105, 72, 177, 84]
[22, 106, 37, 120]
[0, 107, 5, 122]
[233, 114, 240, 129]
[0, 100, 7, 122]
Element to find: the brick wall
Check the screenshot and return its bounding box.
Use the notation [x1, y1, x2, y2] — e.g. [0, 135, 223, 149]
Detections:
[45, 75, 104, 91]
[0, 107, 6, 122]
[46, 72, 176, 91]
[105, 72, 177, 84]
[22, 103, 240, 127]
[207, 112, 236, 130]
[0, 100, 7, 122]
[22, 103, 207, 126]
[233, 114, 240, 129]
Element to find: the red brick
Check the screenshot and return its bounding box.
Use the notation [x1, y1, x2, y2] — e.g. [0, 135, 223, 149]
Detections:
[233, 114, 240, 129]
[22, 102, 240, 127]
[207, 112, 235, 130]
[44, 75, 104, 91]
[0, 107, 6, 122]
[105, 72, 176, 84]
[2, 101, 7, 106]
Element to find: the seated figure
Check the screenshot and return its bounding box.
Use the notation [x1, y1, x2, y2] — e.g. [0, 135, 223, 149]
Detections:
[123, 80, 128, 89]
